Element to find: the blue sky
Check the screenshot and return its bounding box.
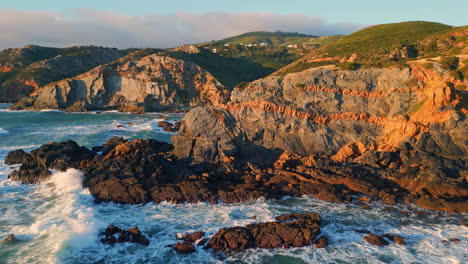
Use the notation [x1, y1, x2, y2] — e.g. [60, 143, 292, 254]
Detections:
[2, 0, 467, 26]
[0, 0, 466, 49]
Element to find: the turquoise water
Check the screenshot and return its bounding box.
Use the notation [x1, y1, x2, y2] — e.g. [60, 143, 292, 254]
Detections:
[0, 104, 466, 264]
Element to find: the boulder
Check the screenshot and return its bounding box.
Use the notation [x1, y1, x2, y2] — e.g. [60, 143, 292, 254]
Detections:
[363, 233, 389, 246]
[174, 242, 196, 253]
[176, 231, 205, 243]
[5, 149, 33, 165]
[313, 237, 328, 248]
[29, 140, 95, 171]
[100, 225, 150, 246]
[208, 212, 321, 251]
[158, 121, 177, 132]
[383, 234, 406, 245]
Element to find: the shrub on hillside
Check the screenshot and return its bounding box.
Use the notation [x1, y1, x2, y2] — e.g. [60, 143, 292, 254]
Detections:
[440, 56, 459, 71]
[423, 62, 433, 69]
[337, 62, 360, 71]
[450, 70, 464, 81]
[235, 82, 249, 91]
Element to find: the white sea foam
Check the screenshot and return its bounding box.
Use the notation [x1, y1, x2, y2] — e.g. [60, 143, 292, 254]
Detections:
[6, 169, 103, 264]
[0, 127, 8, 134]
[0, 144, 40, 151]
[46, 169, 84, 193]
[39, 109, 63, 112]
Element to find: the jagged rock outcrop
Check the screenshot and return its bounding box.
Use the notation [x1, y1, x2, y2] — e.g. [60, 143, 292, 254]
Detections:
[5, 141, 95, 184]
[12, 53, 229, 112]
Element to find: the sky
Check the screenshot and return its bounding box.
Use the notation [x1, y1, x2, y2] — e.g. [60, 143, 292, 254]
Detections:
[0, 0, 466, 49]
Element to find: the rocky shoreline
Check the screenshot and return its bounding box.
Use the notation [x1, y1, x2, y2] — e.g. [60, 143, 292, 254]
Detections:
[5, 134, 467, 213]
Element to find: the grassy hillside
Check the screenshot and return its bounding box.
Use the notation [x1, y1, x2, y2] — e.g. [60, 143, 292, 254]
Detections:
[164, 48, 274, 88]
[207, 31, 318, 46]
[321, 21, 452, 59]
[275, 21, 465, 75]
[194, 32, 344, 85]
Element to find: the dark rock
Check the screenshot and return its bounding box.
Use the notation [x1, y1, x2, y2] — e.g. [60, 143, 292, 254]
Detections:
[101, 137, 127, 155]
[208, 212, 321, 252]
[5, 149, 33, 165]
[275, 212, 321, 223]
[104, 225, 123, 236]
[6, 140, 95, 184]
[30, 140, 95, 170]
[158, 121, 175, 132]
[314, 237, 328, 248]
[100, 225, 149, 246]
[8, 165, 52, 184]
[363, 233, 389, 247]
[449, 238, 461, 243]
[208, 227, 254, 252]
[176, 231, 205, 243]
[175, 242, 196, 253]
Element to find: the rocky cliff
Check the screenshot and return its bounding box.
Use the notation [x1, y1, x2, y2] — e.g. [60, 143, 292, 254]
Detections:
[172, 59, 467, 212]
[175, 60, 467, 161]
[12, 53, 229, 112]
[0, 45, 127, 102]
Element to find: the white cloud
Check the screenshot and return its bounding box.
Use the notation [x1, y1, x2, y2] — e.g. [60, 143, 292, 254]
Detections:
[0, 9, 365, 49]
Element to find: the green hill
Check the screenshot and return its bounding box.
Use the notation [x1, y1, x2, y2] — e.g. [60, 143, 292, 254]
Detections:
[207, 31, 318, 46]
[320, 21, 452, 59]
[163, 48, 274, 89]
[194, 31, 343, 85]
[275, 21, 464, 75]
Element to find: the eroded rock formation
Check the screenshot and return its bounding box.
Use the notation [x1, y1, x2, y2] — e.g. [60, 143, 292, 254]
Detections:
[12, 53, 229, 112]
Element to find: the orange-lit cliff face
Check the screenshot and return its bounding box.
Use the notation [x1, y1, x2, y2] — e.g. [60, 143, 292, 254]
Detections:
[171, 60, 467, 212]
[220, 61, 466, 160]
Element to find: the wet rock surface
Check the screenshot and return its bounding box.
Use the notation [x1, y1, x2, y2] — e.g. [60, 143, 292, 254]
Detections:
[174, 242, 196, 253]
[157, 120, 181, 132]
[6, 140, 95, 184]
[207, 212, 321, 251]
[313, 237, 328, 248]
[100, 225, 150, 246]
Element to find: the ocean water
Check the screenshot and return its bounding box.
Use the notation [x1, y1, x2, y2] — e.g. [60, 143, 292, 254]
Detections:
[0, 103, 466, 264]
